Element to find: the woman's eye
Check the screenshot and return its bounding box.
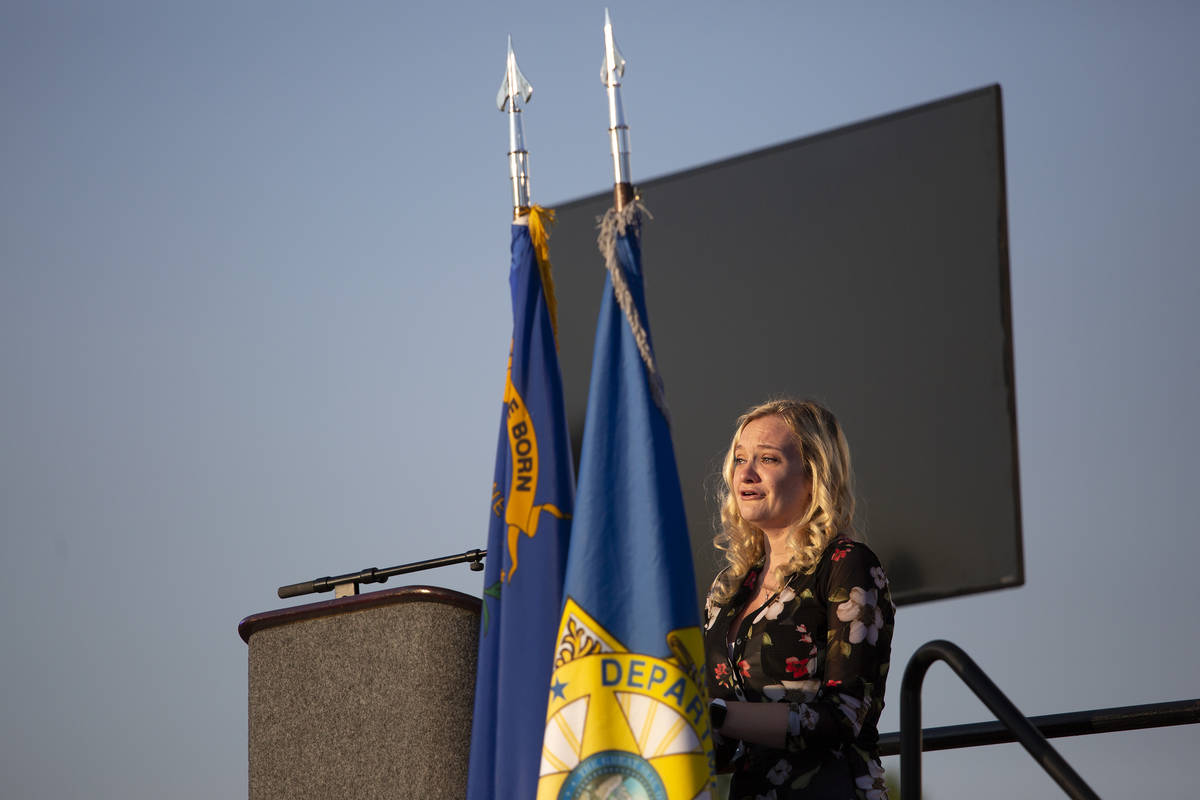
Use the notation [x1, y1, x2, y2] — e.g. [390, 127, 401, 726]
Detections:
[761, 455, 777, 463]
[733, 456, 746, 465]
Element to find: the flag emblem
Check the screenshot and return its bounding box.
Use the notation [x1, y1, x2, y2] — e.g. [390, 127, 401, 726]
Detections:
[501, 353, 570, 582]
[539, 599, 713, 800]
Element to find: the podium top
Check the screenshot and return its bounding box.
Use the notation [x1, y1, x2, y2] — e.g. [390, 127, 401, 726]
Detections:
[238, 584, 481, 644]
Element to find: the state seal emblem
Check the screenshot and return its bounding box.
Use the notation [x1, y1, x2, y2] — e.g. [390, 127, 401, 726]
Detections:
[537, 599, 715, 800]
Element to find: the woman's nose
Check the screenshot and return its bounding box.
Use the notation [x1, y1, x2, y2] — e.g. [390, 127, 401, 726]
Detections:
[739, 461, 759, 481]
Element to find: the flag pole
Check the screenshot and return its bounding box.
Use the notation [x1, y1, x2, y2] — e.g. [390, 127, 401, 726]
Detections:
[601, 9, 634, 211]
[536, 17, 716, 796]
[498, 36, 534, 219]
[469, 37, 574, 800]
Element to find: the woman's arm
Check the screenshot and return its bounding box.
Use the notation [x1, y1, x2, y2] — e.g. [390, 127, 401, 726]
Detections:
[714, 699, 789, 748]
[786, 541, 895, 750]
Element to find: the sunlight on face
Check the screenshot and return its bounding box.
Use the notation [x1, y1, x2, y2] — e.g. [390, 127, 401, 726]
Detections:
[733, 415, 812, 536]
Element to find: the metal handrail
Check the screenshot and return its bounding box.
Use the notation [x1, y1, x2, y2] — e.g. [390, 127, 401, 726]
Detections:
[900, 639, 1100, 800]
[879, 697, 1200, 756]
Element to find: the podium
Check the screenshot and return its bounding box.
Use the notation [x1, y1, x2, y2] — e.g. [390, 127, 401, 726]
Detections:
[239, 586, 481, 800]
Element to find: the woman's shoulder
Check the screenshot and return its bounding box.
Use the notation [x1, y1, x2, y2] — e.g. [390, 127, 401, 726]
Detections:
[704, 564, 761, 632]
[815, 536, 890, 592]
[816, 537, 892, 614]
[820, 535, 883, 566]
[700, 566, 758, 618]
[705, 562, 763, 604]
[704, 567, 728, 606]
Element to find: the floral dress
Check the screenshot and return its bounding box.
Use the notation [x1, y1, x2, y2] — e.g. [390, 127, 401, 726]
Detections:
[703, 537, 895, 800]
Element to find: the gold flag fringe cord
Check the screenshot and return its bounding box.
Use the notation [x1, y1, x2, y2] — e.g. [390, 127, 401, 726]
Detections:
[596, 199, 670, 422]
[526, 205, 561, 346]
[518, 205, 559, 345]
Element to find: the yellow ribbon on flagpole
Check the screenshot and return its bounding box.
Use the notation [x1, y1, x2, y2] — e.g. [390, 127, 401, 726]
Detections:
[526, 204, 560, 345]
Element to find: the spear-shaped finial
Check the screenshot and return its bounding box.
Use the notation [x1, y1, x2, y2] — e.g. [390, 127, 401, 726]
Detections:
[601, 9, 633, 211]
[498, 35, 534, 217]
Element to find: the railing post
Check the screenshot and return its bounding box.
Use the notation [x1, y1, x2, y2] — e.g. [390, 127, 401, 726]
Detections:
[899, 641, 935, 799]
[900, 639, 1100, 800]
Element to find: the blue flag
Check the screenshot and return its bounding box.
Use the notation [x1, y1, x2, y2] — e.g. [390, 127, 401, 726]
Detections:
[536, 205, 716, 800]
[468, 208, 574, 800]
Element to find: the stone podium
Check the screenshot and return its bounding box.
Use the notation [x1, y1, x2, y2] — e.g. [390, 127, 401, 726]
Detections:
[239, 585, 481, 800]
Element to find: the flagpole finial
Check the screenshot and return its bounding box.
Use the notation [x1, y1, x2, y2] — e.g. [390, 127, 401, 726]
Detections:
[601, 9, 633, 211]
[498, 35, 534, 218]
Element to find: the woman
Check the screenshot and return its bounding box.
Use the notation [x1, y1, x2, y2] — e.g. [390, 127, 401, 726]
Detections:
[704, 399, 894, 800]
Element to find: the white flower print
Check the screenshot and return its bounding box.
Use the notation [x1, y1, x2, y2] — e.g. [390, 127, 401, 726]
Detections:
[834, 694, 865, 735]
[765, 679, 820, 702]
[836, 586, 883, 645]
[855, 757, 888, 800]
[704, 592, 719, 631]
[870, 565, 887, 589]
[788, 703, 819, 734]
[783, 679, 821, 701]
[766, 758, 792, 786]
[752, 586, 795, 624]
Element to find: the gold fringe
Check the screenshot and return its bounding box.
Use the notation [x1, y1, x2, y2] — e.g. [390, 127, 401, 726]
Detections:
[525, 204, 560, 346]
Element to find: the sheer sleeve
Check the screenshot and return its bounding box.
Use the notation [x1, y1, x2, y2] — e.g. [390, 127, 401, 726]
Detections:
[784, 541, 895, 751]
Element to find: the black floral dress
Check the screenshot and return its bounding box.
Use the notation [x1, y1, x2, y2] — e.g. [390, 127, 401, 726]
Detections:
[703, 537, 895, 800]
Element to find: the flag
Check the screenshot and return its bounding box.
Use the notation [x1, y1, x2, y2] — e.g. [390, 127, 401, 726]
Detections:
[537, 202, 716, 800]
[467, 206, 574, 800]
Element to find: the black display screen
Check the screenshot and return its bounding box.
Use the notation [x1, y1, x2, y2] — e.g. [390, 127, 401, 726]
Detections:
[550, 85, 1020, 605]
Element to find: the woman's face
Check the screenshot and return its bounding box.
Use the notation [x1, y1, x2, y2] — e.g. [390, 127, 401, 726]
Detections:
[732, 414, 812, 536]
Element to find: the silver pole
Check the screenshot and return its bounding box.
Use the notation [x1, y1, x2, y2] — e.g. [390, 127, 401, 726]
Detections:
[497, 36, 533, 217]
[601, 9, 633, 208]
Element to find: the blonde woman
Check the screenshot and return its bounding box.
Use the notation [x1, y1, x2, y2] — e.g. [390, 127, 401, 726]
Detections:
[704, 399, 895, 800]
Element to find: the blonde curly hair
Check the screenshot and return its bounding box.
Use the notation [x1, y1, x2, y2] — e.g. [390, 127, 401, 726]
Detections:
[710, 399, 857, 604]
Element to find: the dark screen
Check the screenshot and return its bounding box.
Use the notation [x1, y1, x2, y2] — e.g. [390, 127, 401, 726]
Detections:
[549, 85, 1021, 605]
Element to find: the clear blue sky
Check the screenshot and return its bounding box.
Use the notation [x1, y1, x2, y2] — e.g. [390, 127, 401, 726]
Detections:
[2, 2, 1196, 797]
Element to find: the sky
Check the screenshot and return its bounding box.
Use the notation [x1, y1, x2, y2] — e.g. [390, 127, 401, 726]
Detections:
[2, 2, 1197, 798]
